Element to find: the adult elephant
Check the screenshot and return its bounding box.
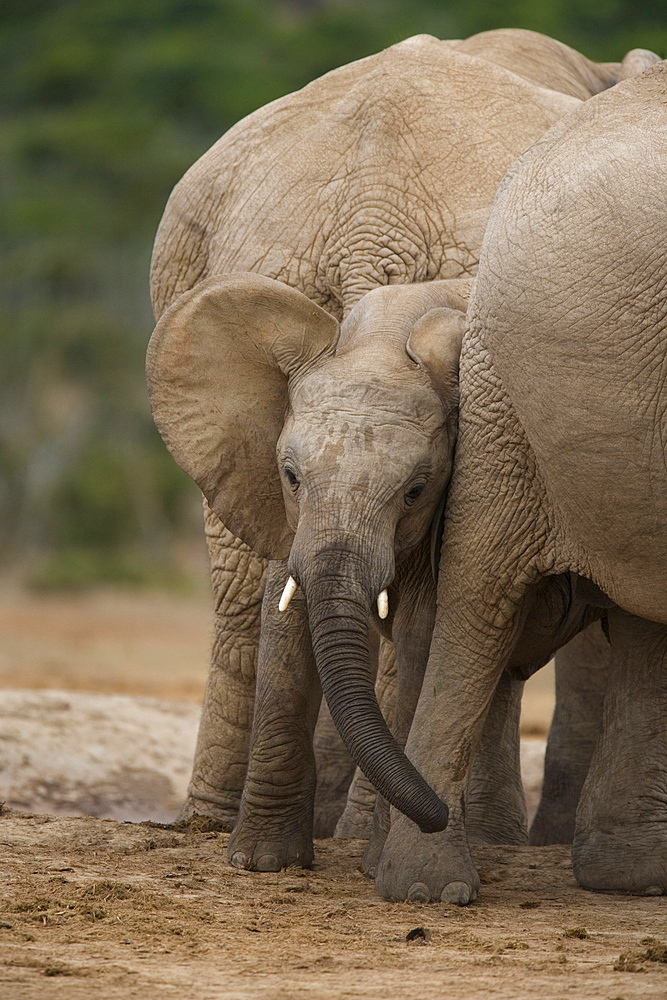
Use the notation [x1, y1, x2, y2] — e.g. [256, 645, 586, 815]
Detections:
[376, 61, 667, 902]
[148, 30, 657, 866]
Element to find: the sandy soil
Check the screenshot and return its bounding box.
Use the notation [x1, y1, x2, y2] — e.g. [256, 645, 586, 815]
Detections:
[0, 690, 200, 823]
[2, 811, 666, 1000]
[4, 588, 663, 999]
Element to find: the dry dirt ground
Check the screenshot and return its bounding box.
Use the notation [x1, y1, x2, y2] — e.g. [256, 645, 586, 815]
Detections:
[0, 587, 212, 702]
[2, 813, 666, 1000]
[1, 588, 665, 999]
[0, 690, 200, 823]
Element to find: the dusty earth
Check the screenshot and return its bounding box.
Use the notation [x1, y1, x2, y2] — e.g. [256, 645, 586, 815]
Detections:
[1, 587, 665, 999]
[2, 812, 666, 1000]
[0, 587, 212, 702]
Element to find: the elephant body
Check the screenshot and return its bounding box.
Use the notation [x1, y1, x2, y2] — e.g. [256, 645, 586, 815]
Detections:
[151, 30, 590, 321]
[148, 31, 660, 869]
[376, 61, 667, 902]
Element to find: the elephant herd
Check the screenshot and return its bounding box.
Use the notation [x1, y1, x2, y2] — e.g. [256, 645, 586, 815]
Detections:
[146, 29, 667, 903]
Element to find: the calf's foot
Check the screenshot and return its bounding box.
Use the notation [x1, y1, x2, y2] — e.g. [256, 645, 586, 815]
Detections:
[335, 767, 377, 839]
[374, 808, 479, 904]
[228, 811, 314, 871]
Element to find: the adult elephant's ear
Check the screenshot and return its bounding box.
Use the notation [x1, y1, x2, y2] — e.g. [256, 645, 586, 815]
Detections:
[618, 48, 661, 80]
[147, 273, 339, 559]
[406, 290, 468, 401]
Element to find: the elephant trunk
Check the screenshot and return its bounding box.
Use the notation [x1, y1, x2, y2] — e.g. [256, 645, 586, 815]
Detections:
[300, 554, 448, 834]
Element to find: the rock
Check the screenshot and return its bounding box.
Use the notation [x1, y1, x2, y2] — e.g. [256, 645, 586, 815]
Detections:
[0, 689, 199, 823]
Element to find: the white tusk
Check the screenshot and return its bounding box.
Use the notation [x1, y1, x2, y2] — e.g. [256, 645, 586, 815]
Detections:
[279, 576, 299, 612]
[377, 589, 389, 620]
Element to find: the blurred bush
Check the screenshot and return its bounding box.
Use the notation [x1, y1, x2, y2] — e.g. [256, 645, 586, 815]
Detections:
[1, 0, 664, 588]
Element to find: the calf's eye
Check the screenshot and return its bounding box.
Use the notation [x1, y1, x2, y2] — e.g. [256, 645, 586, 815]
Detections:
[284, 467, 300, 491]
[405, 482, 425, 505]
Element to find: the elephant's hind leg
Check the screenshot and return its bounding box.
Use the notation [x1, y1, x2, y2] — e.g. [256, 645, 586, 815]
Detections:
[178, 503, 266, 829]
[572, 609, 667, 895]
[311, 700, 356, 838]
[530, 621, 608, 845]
[466, 670, 528, 845]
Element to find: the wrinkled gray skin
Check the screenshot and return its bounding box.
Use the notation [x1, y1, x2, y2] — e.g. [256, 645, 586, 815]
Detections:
[149, 30, 659, 867]
[376, 62, 667, 903]
[530, 621, 609, 845]
[337, 612, 612, 846]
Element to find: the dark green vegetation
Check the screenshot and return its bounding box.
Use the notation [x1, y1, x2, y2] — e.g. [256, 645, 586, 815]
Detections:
[2, 0, 664, 588]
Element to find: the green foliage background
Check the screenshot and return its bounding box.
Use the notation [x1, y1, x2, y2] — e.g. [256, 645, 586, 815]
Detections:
[2, 0, 664, 588]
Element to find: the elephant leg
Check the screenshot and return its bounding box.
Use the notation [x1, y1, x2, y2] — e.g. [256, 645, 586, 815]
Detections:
[179, 503, 267, 828]
[227, 560, 320, 871]
[530, 620, 608, 845]
[313, 630, 381, 838]
[363, 567, 435, 875]
[311, 701, 355, 838]
[336, 768, 380, 839]
[374, 525, 535, 903]
[572, 609, 667, 895]
[466, 670, 528, 845]
[335, 635, 394, 839]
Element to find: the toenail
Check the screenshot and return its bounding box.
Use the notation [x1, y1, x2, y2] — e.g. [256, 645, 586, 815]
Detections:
[407, 881, 431, 902]
[440, 881, 470, 905]
[256, 854, 280, 872]
[643, 885, 665, 895]
[230, 851, 247, 868]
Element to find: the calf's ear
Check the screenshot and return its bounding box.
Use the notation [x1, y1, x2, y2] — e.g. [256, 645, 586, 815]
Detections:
[406, 304, 466, 400]
[146, 273, 339, 559]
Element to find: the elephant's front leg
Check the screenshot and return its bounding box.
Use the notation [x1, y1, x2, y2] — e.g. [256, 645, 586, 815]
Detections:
[530, 620, 608, 845]
[179, 507, 267, 828]
[228, 560, 320, 872]
[375, 572, 529, 903]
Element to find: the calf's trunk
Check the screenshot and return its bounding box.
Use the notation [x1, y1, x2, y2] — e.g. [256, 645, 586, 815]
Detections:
[301, 561, 448, 834]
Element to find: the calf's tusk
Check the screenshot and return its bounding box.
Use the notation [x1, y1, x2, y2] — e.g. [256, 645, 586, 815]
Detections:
[377, 589, 389, 619]
[279, 576, 299, 612]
